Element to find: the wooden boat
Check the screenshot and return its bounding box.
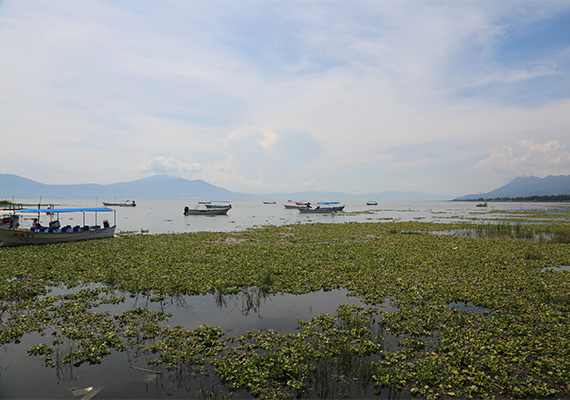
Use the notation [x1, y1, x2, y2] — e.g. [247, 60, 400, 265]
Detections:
[103, 199, 136, 207]
[284, 201, 311, 209]
[263, 201, 276, 204]
[0, 207, 116, 246]
[183, 205, 231, 215]
[366, 201, 378, 206]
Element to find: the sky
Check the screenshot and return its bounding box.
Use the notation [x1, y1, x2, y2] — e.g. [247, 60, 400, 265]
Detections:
[1, 1, 570, 197]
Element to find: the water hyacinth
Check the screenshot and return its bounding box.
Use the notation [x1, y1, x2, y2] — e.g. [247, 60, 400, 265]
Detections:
[0, 221, 569, 399]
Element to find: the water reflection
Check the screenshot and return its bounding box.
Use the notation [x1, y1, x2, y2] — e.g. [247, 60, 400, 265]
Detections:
[1, 287, 412, 399]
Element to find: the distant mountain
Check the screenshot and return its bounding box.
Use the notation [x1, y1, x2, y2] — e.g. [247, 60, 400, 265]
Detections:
[0, 174, 243, 200]
[455, 175, 570, 200]
[0, 174, 448, 201]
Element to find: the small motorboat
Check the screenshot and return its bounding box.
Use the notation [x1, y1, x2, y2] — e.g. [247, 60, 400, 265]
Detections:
[284, 201, 311, 209]
[205, 201, 232, 209]
[103, 200, 136, 207]
[183, 205, 231, 215]
[298, 202, 344, 213]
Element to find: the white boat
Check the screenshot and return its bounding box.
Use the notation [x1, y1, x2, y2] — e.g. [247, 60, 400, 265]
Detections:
[183, 205, 231, 215]
[205, 201, 232, 209]
[103, 200, 136, 207]
[284, 201, 311, 209]
[0, 207, 116, 246]
[298, 202, 345, 213]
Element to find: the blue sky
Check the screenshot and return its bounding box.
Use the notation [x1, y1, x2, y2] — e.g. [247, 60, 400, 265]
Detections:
[1, 1, 570, 197]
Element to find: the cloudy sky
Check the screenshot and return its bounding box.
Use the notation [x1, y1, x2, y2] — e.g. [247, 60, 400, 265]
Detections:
[1, 1, 570, 197]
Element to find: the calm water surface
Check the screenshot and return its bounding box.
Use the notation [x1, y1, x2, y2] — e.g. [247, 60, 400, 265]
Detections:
[16, 199, 565, 234]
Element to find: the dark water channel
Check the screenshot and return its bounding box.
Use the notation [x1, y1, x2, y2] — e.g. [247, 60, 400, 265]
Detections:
[0, 287, 410, 399]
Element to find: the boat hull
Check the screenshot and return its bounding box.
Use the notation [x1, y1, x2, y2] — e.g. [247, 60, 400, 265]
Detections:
[0, 226, 116, 246]
[184, 207, 230, 215]
[284, 202, 310, 209]
[298, 207, 336, 213]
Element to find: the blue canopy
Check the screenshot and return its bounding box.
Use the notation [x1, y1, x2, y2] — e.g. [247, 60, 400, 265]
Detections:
[317, 202, 340, 205]
[18, 207, 114, 213]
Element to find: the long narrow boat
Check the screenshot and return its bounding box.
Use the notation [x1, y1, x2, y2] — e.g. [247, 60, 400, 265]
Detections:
[103, 199, 136, 207]
[284, 201, 311, 209]
[205, 201, 232, 209]
[0, 207, 116, 246]
[183, 205, 231, 215]
[298, 202, 345, 213]
[298, 206, 336, 214]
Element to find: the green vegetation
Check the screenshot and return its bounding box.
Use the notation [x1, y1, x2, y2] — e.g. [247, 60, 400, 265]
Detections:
[1, 221, 569, 399]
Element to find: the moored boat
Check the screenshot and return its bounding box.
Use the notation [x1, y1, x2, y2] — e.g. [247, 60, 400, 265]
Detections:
[0, 210, 19, 229]
[298, 206, 336, 214]
[298, 202, 345, 213]
[0, 207, 116, 246]
[183, 205, 231, 215]
[366, 201, 378, 206]
[205, 201, 232, 209]
[284, 201, 311, 209]
[103, 200, 136, 207]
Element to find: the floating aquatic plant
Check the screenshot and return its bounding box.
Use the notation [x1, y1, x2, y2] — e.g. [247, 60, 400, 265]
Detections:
[0, 221, 569, 399]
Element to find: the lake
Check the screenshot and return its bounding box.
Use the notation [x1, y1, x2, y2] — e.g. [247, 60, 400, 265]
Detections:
[16, 199, 566, 235]
[2, 199, 569, 399]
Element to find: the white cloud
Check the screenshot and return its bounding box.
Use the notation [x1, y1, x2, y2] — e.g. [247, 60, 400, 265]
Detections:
[136, 156, 202, 175]
[473, 140, 570, 177]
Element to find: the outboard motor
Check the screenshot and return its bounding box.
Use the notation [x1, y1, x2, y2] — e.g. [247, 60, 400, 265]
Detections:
[103, 219, 110, 228]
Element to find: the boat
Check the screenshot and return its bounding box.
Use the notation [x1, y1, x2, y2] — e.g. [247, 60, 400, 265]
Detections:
[0, 210, 19, 229]
[284, 201, 311, 209]
[298, 206, 336, 214]
[0, 207, 116, 246]
[263, 201, 277, 204]
[366, 201, 378, 206]
[183, 205, 231, 215]
[103, 199, 136, 207]
[205, 201, 232, 209]
[298, 202, 345, 213]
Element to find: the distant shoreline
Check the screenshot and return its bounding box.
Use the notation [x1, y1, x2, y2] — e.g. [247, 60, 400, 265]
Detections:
[454, 194, 570, 202]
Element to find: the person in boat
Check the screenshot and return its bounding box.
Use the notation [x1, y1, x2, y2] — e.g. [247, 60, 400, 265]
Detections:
[32, 218, 42, 229]
[184, 206, 189, 215]
[49, 220, 60, 229]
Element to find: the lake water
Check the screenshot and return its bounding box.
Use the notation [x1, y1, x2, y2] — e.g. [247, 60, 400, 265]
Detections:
[16, 199, 566, 234]
[2, 199, 568, 399]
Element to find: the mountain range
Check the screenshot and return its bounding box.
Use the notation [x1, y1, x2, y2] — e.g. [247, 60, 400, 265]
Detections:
[1, 173, 569, 202]
[0, 174, 447, 201]
[455, 175, 570, 200]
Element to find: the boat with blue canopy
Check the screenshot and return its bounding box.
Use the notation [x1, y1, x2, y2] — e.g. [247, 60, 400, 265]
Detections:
[0, 207, 116, 246]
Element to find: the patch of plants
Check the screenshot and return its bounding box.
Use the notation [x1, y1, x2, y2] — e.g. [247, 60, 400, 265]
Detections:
[1, 221, 569, 399]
